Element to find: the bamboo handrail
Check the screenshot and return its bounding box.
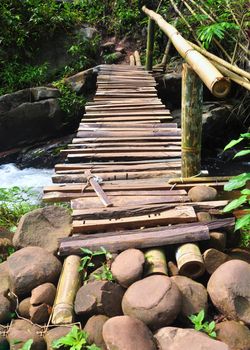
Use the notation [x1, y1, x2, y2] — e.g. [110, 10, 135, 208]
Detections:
[142, 6, 231, 98]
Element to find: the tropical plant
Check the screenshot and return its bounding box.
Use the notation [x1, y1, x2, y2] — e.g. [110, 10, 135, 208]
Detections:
[78, 247, 113, 282]
[52, 325, 101, 350]
[189, 309, 216, 338]
[223, 133, 250, 239]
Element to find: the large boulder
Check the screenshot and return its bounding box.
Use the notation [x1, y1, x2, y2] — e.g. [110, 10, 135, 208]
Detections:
[102, 315, 157, 350]
[74, 281, 124, 317]
[122, 275, 181, 329]
[111, 248, 145, 288]
[207, 260, 250, 325]
[7, 246, 62, 297]
[13, 206, 72, 254]
[0, 294, 11, 324]
[170, 276, 208, 319]
[0, 262, 10, 294]
[84, 315, 109, 349]
[7, 319, 46, 350]
[216, 320, 250, 350]
[154, 327, 229, 350]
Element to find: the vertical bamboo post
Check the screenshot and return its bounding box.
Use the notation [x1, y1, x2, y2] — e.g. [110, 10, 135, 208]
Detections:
[181, 63, 203, 177]
[146, 18, 155, 71]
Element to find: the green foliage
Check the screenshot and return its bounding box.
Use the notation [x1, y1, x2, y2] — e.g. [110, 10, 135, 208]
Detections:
[189, 309, 216, 338]
[0, 187, 40, 231]
[223, 133, 250, 242]
[53, 80, 86, 122]
[52, 325, 101, 350]
[79, 247, 113, 282]
[103, 53, 119, 64]
[197, 22, 239, 48]
[93, 263, 114, 282]
[21, 340, 33, 350]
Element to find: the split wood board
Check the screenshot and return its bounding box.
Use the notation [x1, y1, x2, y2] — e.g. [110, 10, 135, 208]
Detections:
[72, 137, 182, 143]
[62, 146, 181, 154]
[59, 223, 210, 255]
[72, 206, 197, 233]
[67, 142, 182, 149]
[81, 117, 173, 122]
[76, 130, 181, 138]
[79, 123, 176, 128]
[85, 105, 165, 111]
[70, 195, 189, 209]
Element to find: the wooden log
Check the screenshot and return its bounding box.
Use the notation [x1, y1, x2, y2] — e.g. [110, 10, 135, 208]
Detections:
[130, 54, 135, 66]
[85, 170, 113, 207]
[52, 255, 81, 324]
[72, 206, 197, 233]
[168, 176, 231, 184]
[142, 6, 231, 98]
[181, 64, 203, 177]
[176, 243, 205, 279]
[134, 50, 142, 66]
[59, 223, 210, 255]
[146, 17, 155, 71]
[144, 248, 168, 276]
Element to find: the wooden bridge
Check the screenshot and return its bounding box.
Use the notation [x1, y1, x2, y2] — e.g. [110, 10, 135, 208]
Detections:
[43, 64, 233, 256]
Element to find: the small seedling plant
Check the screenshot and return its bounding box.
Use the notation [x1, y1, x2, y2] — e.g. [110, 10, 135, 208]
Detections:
[52, 325, 101, 350]
[79, 247, 113, 282]
[189, 309, 216, 338]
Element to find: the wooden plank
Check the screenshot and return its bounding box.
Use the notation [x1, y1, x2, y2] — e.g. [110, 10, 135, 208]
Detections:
[79, 123, 175, 129]
[67, 142, 182, 149]
[62, 146, 181, 154]
[66, 152, 181, 160]
[76, 130, 181, 138]
[81, 117, 173, 122]
[85, 170, 113, 207]
[168, 176, 232, 184]
[70, 195, 189, 209]
[72, 206, 197, 233]
[52, 169, 181, 183]
[59, 223, 210, 255]
[73, 137, 182, 143]
[84, 111, 171, 117]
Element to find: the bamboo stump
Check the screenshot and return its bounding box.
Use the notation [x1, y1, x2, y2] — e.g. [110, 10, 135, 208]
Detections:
[146, 18, 155, 71]
[181, 63, 203, 177]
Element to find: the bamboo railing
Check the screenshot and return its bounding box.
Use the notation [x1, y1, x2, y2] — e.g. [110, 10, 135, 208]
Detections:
[142, 6, 231, 98]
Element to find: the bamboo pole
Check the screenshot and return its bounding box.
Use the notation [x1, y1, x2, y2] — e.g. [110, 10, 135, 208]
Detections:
[176, 243, 205, 279]
[129, 55, 135, 66]
[52, 255, 81, 325]
[134, 50, 142, 66]
[188, 40, 250, 81]
[181, 64, 203, 177]
[145, 17, 155, 71]
[142, 6, 231, 98]
[144, 248, 168, 276]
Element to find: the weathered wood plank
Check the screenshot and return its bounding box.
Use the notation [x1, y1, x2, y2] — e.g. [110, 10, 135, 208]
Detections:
[72, 206, 197, 233]
[59, 223, 210, 255]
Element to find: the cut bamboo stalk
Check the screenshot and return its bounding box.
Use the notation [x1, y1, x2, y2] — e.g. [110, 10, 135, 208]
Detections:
[130, 55, 135, 66]
[134, 50, 142, 66]
[181, 64, 203, 177]
[52, 255, 81, 325]
[146, 17, 155, 71]
[188, 40, 250, 81]
[144, 248, 168, 276]
[85, 170, 113, 207]
[142, 6, 231, 98]
[175, 243, 205, 279]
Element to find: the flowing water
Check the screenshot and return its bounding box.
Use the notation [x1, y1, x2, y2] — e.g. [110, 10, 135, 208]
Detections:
[0, 163, 53, 188]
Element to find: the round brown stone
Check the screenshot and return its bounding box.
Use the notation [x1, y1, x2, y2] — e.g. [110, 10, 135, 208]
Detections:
[84, 315, 109, 349]
[122, 275, 181, 329]
[188, 186, 217, 202]
[216, 320, 250, 350]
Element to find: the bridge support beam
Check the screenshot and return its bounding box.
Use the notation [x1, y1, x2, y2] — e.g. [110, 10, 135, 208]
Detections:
[181, 63, 203, 177]
[146, 18, 155, 71]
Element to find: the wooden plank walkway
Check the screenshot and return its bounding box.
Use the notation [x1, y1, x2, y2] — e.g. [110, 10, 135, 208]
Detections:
[43, 64, 233, 255]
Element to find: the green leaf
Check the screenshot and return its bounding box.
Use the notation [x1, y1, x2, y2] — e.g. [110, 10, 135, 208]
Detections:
[208, 321, 215, 332]
[240, 133, 250, 139]
[21, 340, 33, 350]
[209, 331, 217, 338]
[235, 214, 250, 231]
[81, 248, 93, 255]
[224, 137, 243, 151]
[223, 195, 248, 212]
[196, 309, 205, 323]
[241, 189, 250, 195]
[234, 150, 250, 158]
[224, 173, 250, 191]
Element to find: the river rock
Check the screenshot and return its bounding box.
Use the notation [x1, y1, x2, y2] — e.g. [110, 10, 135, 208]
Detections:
[30, 304, 50, 324]
[65, 67, 96, 94]
[111, 249, 145, 288]
[170, 276, 208, 319]
[216, 320, 250, 350]
[0, 294, 11, 324]
[30, 283, 56, 306]
[84, 315, 109, 349]
[188, 186, 217, 202]
[207, 259, 250, 325]
[197, 211, 212, 222]
[31, 87, 60, 101]
[209, 231, 227, 251]
[0, 262, 10, 294]
[18, 297, 31, 319]
[102, 315, 156, 350]
[74, 280, 124, 317]
[44, 327, 72, 349]
[13, 206, 72, 254]
[7, 246, 62, 297]
[122, 275, 181, 329]
[228, 248, 250, 264]
[203, 249, 230, 274]
[7, 319, 46, 350]
[154, 327, 229, 350]
[167, 261, 179, 276]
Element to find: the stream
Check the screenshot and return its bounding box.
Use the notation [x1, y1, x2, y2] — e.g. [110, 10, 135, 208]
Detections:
[0, 163, 53, 188]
